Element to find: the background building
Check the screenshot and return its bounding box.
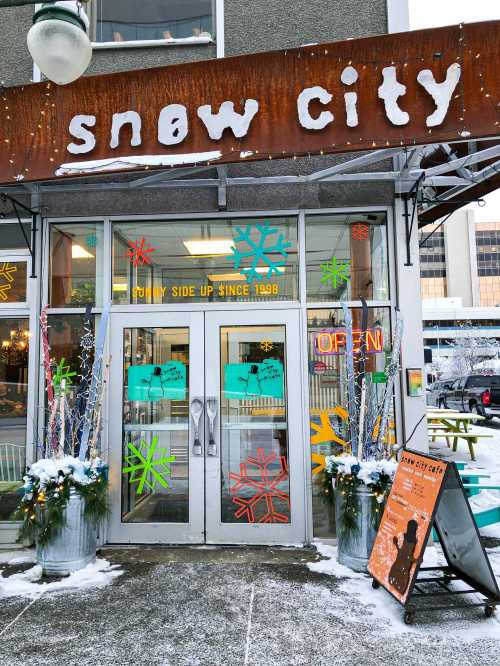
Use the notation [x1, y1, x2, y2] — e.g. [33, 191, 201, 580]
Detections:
[420, 206, 500, 376]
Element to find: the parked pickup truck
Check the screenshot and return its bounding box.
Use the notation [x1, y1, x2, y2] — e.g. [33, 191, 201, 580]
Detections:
[439, 374, 500, 419]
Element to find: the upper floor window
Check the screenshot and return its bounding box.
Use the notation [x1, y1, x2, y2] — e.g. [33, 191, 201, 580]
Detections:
[92, 0, 214, 44]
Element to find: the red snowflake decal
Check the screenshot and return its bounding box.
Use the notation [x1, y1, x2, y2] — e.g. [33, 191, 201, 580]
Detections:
[229, 448, 290, 523]
[126, 237, 157, 267]
[351, 223, 369, 241]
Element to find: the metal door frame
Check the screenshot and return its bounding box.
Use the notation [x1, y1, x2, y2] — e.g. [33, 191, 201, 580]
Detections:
[204, 309, 306, 545]
[108, 308, 306, 545]
[108, 311, 205, 544]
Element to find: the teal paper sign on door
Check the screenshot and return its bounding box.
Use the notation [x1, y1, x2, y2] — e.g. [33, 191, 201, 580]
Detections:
[128, 362, 187, 401]
[224, 360, 284, 400]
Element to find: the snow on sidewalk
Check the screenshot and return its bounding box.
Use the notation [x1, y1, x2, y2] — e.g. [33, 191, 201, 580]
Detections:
[308, 542, 500, 638]
[430, 421, 500, 538]
[0, 556, 123, 599]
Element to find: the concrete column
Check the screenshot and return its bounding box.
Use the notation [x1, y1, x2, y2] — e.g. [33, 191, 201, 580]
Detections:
[467, 210, 480, 307]
[443, 209, 474, 306]
[393, 195, 428, 452]
[387, 0, 409, 33]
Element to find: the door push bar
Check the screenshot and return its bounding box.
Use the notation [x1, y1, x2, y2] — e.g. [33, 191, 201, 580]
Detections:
[190, 397, 204, 455]
[206, 397, 218, 457]
[190, 397, 218, 456]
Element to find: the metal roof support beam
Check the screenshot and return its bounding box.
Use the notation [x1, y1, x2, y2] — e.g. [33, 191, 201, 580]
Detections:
[412, 144, 500, 179]
[420, 158, 500, 214]
[440, 143, 473, 179]
[129, 165, 215, 188]
[217, 166, 227, 210]
[0, 172, 472, 196]
[305, 147, 401, 181]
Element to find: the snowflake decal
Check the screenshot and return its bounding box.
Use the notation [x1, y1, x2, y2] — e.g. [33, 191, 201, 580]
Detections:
[122, 435, 176, 495]
[259, 339, 274, 353]
[228, 221, 291, 284]
[229, 448, 290, 523]
[0, 284, 11, 302]
[0, 262, 17, 301]
[52, 357, 77, 394]
[310, 406, 349, 475]
[351, 223, 369, 241]
[320, 256, 350, 290]
[86, 234, 97, 249]
[126, 237, 157, 267]
[0, 262, 17, 284]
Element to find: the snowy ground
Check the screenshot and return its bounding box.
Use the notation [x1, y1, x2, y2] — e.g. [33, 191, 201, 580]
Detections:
[0, 542, 499, 665]
[0, 424, 499, 663]
[429, 419, 500, 540]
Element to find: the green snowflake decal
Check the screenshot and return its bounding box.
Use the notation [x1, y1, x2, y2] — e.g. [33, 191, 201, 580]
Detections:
[228, 221, 291, 283]
[52, 357, 77, 395]
[122, 436, 176, 495]
[320, 256, 351, 290]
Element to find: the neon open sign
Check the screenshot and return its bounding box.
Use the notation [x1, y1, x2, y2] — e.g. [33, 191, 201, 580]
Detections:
[315, 328, 384, 355]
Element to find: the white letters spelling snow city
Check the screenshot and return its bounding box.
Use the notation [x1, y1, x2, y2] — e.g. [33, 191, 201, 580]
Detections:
[66, 63, 462, 156]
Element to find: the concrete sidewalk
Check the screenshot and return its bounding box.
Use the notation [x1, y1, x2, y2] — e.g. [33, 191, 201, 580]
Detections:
[1, 546, 499, 665]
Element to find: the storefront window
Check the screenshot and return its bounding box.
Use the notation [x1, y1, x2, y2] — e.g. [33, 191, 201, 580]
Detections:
[0, 260, 28, 304]
[307, 308, 394, 538]
[219, 326, 290, 524]
[47, 314, 95, 411]
[112, 218, 299, 304]
[121, 326, 190, 524]
[306, 213, 389, 302]
[0, 318, 29, 521]
[49, 223, 104, 308]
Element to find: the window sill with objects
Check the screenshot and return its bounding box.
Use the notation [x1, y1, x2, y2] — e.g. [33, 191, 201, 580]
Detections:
[92, 35, 213, 50]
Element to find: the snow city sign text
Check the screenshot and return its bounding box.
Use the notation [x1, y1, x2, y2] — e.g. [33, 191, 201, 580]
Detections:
[0, 21, 499, 184]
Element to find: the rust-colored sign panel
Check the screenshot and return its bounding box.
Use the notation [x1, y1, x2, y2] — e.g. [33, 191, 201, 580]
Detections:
[0, 21, 499, 185]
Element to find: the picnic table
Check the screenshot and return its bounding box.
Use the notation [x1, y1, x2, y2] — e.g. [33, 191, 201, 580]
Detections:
[427, 410, 492, 461]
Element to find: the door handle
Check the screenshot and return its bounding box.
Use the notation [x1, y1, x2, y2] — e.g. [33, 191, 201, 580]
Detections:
[190, 397, 204, 455]
[206, 396, 218, 457]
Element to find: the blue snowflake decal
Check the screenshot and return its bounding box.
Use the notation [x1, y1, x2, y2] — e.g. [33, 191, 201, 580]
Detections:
[228, 221, 291, 283]
[86, 234, 97, 249]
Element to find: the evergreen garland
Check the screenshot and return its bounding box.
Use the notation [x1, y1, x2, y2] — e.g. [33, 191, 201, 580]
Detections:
[16, 463, 109, 547]
[321, 458, 396, 540]
[335, 474, 361, 537]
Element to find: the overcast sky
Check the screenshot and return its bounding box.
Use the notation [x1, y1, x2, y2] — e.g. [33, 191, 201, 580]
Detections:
[409, 0, 500, 29]
[408, 0, 500, 221]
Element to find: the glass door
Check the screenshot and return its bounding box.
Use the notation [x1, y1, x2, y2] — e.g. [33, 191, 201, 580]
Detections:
[205, 310, 305, 545]
[108, 309, 306, 545]
[108, 312, 205, 543]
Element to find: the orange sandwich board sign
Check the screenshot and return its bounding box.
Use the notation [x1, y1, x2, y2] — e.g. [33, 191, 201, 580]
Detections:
[368, 450, 500, 623]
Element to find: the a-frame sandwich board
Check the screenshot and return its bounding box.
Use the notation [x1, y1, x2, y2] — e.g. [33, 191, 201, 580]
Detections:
[368, 449, 500, 624]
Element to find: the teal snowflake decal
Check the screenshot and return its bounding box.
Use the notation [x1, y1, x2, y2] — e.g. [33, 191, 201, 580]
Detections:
[320, 256, 351, 290]
[52, 358, 77, 395]
[228, 221, 291, 283]
[122, 436, 176, 494]
[86, 234, 97, 249]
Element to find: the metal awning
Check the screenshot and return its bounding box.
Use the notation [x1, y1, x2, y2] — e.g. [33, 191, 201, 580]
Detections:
[1, 137, 499, 228]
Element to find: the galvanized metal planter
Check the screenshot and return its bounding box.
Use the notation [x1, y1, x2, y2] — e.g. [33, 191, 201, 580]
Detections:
[36, 488, 97, 576]
[335, 484, 385, 573]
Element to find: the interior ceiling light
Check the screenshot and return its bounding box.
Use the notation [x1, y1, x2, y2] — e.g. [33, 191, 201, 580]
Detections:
[183, 239, 236, 257]
[207, 272, 247, 282]
[71, 243, 94, 259]
[208, 267, 285, 282]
